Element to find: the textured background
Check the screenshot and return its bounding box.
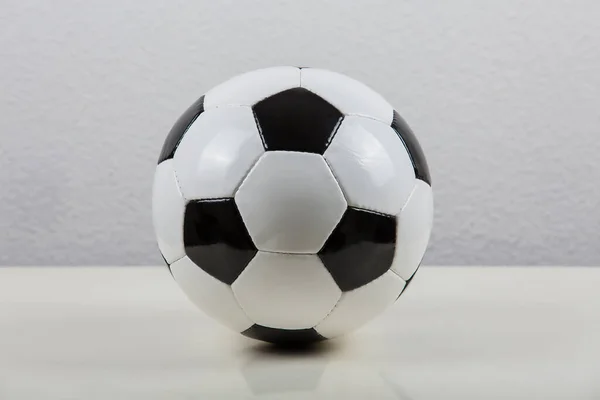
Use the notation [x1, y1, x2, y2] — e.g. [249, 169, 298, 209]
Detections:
[1, 0, 599, 266]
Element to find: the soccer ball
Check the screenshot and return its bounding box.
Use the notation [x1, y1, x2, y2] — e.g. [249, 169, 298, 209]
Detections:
[152, 67, 433, 345]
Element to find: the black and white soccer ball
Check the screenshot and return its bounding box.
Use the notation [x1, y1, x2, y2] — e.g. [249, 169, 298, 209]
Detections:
[153, 67, 433, 345]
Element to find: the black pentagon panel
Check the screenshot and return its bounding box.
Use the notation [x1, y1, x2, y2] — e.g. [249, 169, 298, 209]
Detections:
[391, 111, 431, 185]
[184, 198, 257, 285]
[241, 324, 326, 346]
[252, 88, 343, 154]
[318, 208, 396, 292]
[158, 95, 205, 164]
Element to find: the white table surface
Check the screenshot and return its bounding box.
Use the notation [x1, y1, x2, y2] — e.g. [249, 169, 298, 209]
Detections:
[0, 266, 598, 399]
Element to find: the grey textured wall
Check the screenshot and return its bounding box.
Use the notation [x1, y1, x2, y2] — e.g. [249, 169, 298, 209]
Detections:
[1, 0, 599, 266]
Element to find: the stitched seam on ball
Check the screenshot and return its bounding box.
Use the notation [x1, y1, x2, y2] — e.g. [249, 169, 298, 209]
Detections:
[255, 248, 324, 256]
[398, 183, 418, 216]
[170, 161, 188, 204]
[322, 157, 349, 204]
[230, 256, 260, 327]
[345, 112, 391, 125]
[252, 109, 268, 150]
[349, 206, 396, 219]
[203, 104, 252, 111]
[231, 153, 264, 199]
[169, 253, 187, 266]
[312, 289, 343, 329]
[388, 186, 417, 274]
[168, 167, 191, 267]
[323, 116, 344, 152]
[308, 254, 344, 329]
[314, 269, 406, 330]
[190, 197, 232, 203]
[388, 267, 408, 284]
[318, 157, 349, 253]
[227, 284, 255, 330]
[317, 157, 350, 259]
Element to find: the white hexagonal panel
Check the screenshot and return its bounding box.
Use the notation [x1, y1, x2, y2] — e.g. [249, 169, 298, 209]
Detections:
[315, 270, 405, 339]
[234, 151, 347, 254]
[300, 68, 394, 124]
[232, 252, 341, 329]
[204, 66, 300, 109]
[324, 116, 416, 216]
[152, 160, 186, 264]
[391, 180, 434, 280]
[173, 107, 265, 200]
[170, 256, 254, 332]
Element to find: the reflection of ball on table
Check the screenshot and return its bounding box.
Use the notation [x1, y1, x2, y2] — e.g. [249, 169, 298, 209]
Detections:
[152, 67, 433, 345]
[241, 354, 328, 395]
